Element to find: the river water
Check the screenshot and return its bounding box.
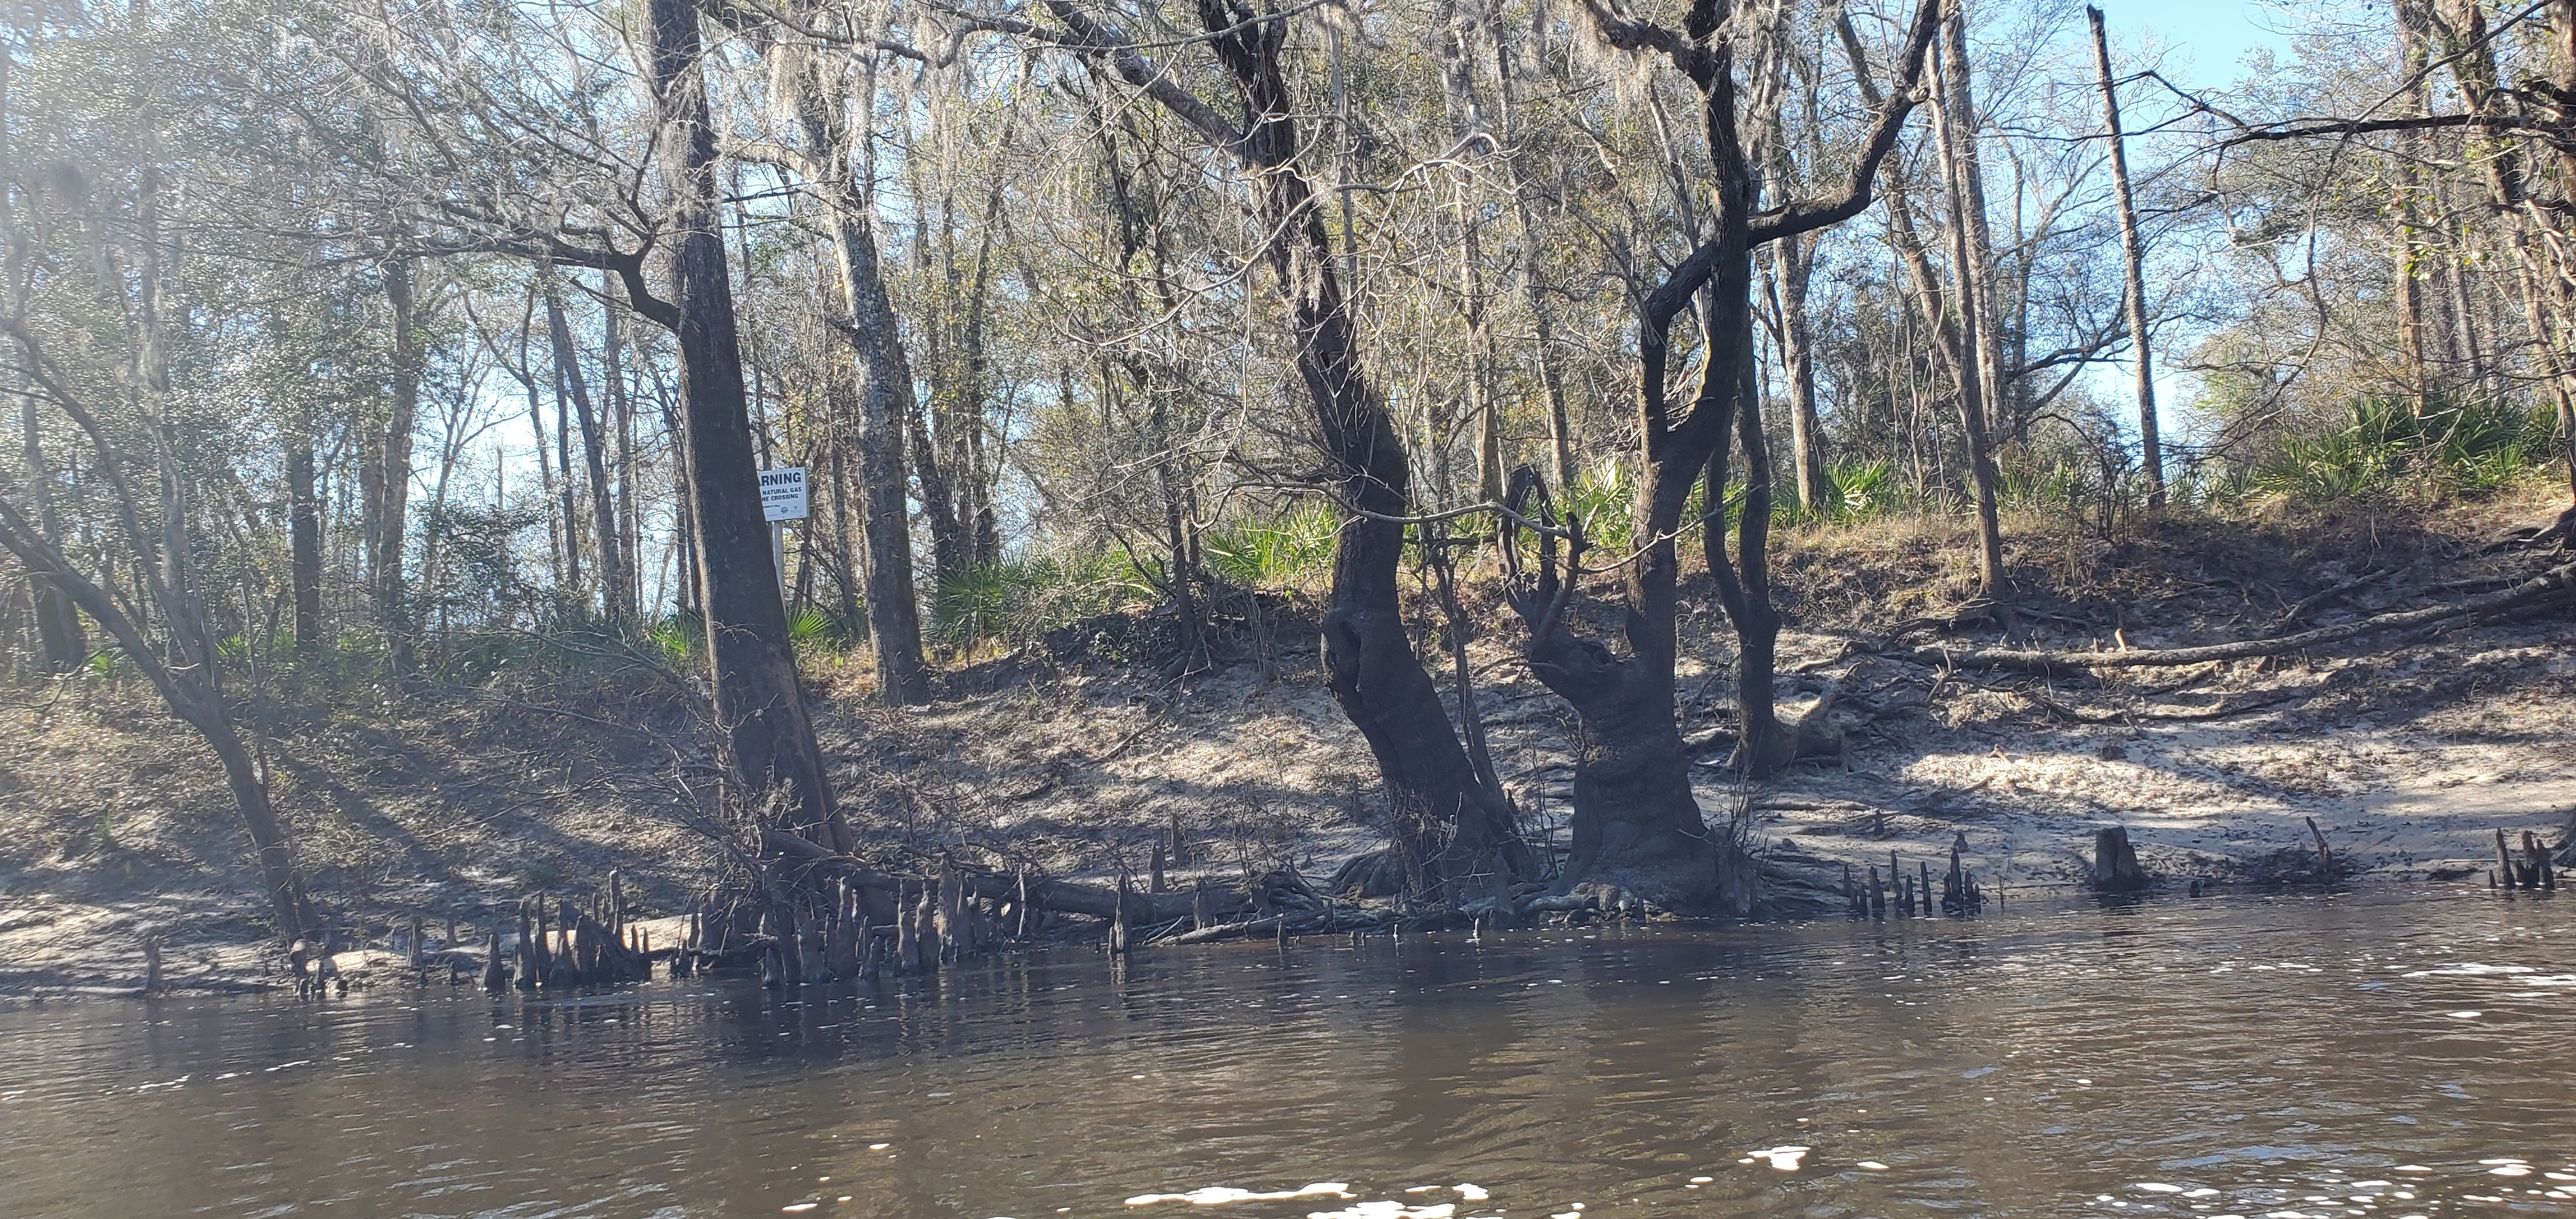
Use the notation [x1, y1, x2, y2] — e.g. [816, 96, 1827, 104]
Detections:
[1, 888, 2569, 1218]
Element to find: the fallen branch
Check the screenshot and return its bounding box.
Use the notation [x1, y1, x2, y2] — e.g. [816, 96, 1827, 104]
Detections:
[2023, 686, 2308, 723]
[2267, 566, 2389, 633]
[1896, 560, 2575, 674]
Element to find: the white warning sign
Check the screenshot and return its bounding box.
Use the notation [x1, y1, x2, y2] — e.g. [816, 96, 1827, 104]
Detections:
[760, 467, 809, 521]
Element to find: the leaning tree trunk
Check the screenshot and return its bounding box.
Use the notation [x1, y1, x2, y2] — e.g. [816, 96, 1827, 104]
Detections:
[1260, 95, 1527, 892]
[2086, 6, 2163, 509]
[1085, 0, 1529, 891]
[546, 281, 628, 625]
[17, 387, 84, 672]
[0, 495, 310, 940]
[648, 0, 850, 852]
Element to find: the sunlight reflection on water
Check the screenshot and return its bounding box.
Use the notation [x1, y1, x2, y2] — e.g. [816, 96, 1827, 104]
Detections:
[0, 887, 2568, 1217]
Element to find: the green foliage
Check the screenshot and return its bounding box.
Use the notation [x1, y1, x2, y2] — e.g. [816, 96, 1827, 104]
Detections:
[1565, 456, 1637, 554]
[2000, 457, 2090, 513]
[788, 605, 839, 650]
[2247, 395, 2555, 503]
[930, 554, 1152, 652]
[416, 501, 546, 622]
[1204, 505, 1339, 588]
[647, 611, 702, 666]
[217, 629, 294, 665]
[1831, 459, 1896, 519]
[1772, 458, 1900, 527]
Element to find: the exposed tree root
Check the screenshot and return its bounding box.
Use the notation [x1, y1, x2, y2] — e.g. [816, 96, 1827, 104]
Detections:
[2485, 503, 2576, 553]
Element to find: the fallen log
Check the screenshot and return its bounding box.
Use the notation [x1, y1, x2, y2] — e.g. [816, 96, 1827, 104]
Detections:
[1897, 560, 2575, 675]
[755, 830, 1251, 925]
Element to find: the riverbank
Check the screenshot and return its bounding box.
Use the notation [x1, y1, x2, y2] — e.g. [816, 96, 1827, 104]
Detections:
[4, 492, 2572, 993]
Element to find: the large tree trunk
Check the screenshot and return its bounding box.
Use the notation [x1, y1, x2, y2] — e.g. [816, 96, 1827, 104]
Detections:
[1510, 0, 1762, 912]
[367, 257, 419, 661]
[787, 56, 932, 705]
[1074, 0, 1528, 891]
[1518, 569, 1726, 905]
[1526, 0, 1936, 910]
[648, 0, 850, 852]
[544, 280, 629, 624]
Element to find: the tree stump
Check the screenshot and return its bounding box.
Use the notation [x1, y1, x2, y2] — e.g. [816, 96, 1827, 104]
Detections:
[2092, 827, 2149, 893]
[1110, 871, 1131, 956]
[2524, 830, 2557, 891]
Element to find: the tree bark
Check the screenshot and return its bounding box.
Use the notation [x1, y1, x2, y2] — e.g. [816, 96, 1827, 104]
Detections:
[286, 429, 321, 652]
[17, 385, 83, 672]
[1775, 233, 1829, 514]
[544, 279, 629, 624]
[1042, 0, 1529, 891]
[365, 257, 420, 665]
[786, 53, 932, 703]
[648, 0, 851, 851]
[1929, 31, 2008, 592]
[2086, 7, 2163, 509]
[1526, 0, 1934, 906]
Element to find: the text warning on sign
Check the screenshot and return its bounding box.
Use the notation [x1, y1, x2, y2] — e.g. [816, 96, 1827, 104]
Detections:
[760, 467, 809, 521]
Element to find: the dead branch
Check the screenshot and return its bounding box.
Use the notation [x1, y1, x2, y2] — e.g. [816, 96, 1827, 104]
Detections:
[1896, 560, 2574, 674]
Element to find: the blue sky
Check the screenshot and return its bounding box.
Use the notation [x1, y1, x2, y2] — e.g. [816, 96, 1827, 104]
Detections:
[2097, 0, 2299, 90]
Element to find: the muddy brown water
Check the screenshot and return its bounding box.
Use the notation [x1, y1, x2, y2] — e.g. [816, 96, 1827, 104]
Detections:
[1, 888, 2570, 1218]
